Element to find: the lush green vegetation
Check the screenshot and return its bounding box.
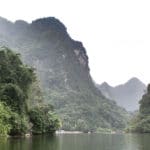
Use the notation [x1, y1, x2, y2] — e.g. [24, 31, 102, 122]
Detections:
[0, 47, 60, 136]
[29, 105, 61, 134]
[47, 89, 129, 132]
[127, 84, 150, 133]
[0, 102, 12, 136]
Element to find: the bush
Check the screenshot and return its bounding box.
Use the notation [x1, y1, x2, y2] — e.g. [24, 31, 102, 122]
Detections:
[29, 105, 60, 134]
[0, 102, 12, 136]
[9, 113, 29, 136]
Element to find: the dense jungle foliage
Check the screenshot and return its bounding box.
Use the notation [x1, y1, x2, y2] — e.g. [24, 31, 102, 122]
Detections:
[0, 47, 60, 136]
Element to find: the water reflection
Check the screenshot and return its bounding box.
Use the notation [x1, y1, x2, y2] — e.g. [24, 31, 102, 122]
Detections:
[0, 133, 150, 150]
[132, 134, 150, 150]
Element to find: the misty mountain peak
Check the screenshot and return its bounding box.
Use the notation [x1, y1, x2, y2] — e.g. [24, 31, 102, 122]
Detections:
[97, 77, 146, 111]
[127, 77, 144, 85]
[15, 20, 29, 26]
[31, 17, 67, 33]
[101, 82, 111, 88]
[129, 77, 140, 81]
[0, 16, 10, 23]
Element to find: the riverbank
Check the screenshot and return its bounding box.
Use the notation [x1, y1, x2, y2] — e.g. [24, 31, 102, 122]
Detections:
[56, 130, 83, 134]
[55, 130, 125, 134]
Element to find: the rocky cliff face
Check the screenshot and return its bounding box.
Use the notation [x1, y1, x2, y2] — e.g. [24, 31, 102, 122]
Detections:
[0, 17, 128, 131]
[97, 78, 146, 111]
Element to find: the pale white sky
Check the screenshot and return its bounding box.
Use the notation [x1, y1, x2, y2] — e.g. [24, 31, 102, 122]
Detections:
[0, 0, 150, 86]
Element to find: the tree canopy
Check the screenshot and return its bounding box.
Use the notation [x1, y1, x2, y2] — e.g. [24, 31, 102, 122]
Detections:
[0, 47, 60, 136]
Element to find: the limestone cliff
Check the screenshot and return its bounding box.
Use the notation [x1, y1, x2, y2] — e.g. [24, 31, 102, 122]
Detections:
[0, 17, 128, 131]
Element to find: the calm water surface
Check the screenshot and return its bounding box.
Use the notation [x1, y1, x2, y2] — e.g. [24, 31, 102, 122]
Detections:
[0, 133, 150, 150]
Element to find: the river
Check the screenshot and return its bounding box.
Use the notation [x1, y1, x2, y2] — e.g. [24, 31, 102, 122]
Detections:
[0, 133, 150, 150]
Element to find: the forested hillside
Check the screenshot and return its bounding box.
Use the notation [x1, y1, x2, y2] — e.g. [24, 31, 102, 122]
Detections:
[0, 47, 60, 136]
[0, 17, 129, 131]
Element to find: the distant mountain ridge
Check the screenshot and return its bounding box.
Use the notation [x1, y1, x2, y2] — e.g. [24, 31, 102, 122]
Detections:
[97, 78, 146, 111]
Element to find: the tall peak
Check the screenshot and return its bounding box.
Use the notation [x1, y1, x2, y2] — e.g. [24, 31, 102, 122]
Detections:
[101, 82, 111, 87]
[126, 77, 145, 86]
[31, 17, 67, 32]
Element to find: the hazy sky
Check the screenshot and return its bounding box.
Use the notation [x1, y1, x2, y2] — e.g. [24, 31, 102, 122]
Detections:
[0, 0, 150, 86]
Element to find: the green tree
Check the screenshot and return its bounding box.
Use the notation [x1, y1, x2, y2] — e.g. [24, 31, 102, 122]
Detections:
[29, 105, 60, 134]
[128, 84, 150, 133]
[0, 47, 35, 114]
[0, 102, 12, 136]
[76, 119, 88, 132]
[0, 47, 60, 136]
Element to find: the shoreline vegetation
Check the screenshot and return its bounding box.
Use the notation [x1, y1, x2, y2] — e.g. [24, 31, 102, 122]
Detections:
[0, 47, 60, 137]
[126, 84, 150, 133]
